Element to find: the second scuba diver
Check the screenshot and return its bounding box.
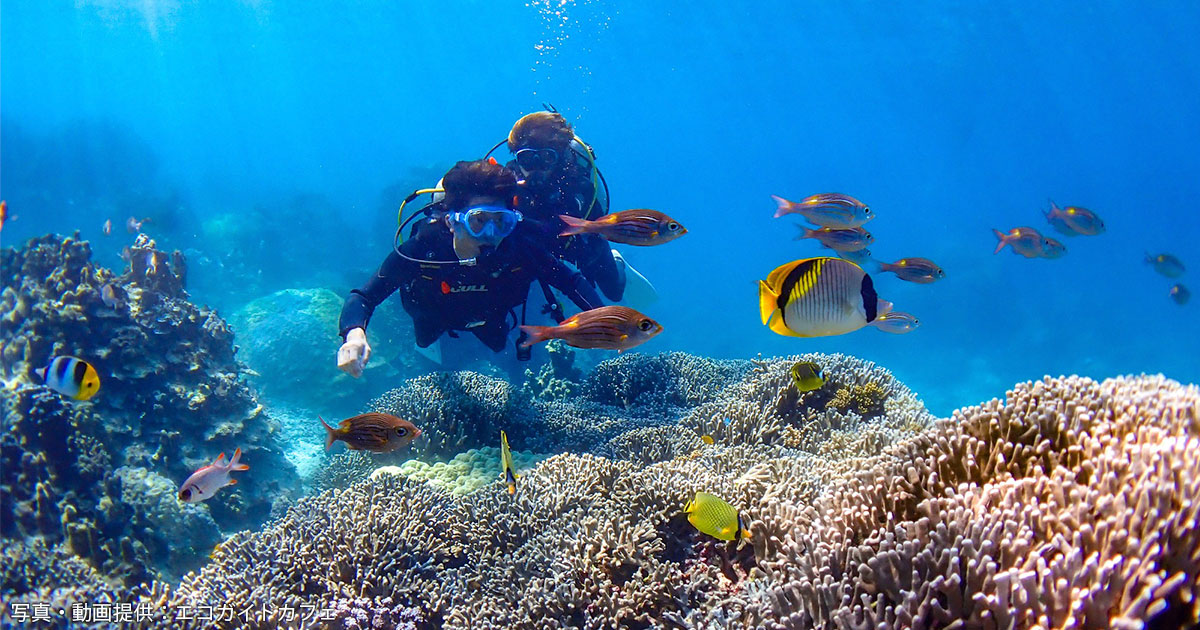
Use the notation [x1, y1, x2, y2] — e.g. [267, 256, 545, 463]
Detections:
[501, 111, 628, 303]
[336, 158, 604, 376]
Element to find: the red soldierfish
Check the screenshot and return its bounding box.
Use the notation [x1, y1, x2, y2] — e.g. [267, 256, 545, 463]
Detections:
[771, 193, 873, 228]
[178, 448, 249, 503]
[1045, 201, 1105, 236]
[519, 305, 663, 352]
[558, 210, 687, 246]
[794, 225, 873, 252]
[992, 227, 1047, 258]
[320, 413, 421, 453]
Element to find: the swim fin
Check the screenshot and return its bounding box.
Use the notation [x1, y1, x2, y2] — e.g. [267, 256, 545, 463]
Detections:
[611, 249, 658, 309]
[414, 338, 443, 365]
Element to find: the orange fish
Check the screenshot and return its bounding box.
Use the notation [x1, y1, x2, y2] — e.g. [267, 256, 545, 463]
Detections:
[0, 201, 9, 231]
[319, 413, 421, 453]
[992, 226, 1046, 258]
[519, 305, 663, 352]
[558, 210, 686, 246]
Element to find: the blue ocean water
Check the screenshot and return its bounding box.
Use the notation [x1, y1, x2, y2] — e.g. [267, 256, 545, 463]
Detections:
[2, 1, 1198, 414]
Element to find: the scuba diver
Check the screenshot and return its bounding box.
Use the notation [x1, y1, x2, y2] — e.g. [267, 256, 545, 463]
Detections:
[497, 110, 629, 302]
[336, 158, 603, 376]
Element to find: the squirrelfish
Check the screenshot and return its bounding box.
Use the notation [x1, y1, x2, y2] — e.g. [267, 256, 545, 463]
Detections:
[1170, 284, 1190, 306]
[1038, 237, 1067, 259]
[992, 227, 1046, 258]
[519, 305, 663, 352]
[758, 257, 892, 338]
[684, 492, 751, 542]
[790, 361, 825, 392]
[178, 448, 249, 503]
[771, 193, 872, 228]
[1045, 201, 1105, 236]
[500, 430, 518, 494]
[870, 311, 920, 334]
[1146, 253, 1185, 278]
[558, 209, 687, 246]
[878, 257, 944, 283]
[36, 356, 100, 401]
[794, 225, 873, 252]
[319, 413, 421, 453]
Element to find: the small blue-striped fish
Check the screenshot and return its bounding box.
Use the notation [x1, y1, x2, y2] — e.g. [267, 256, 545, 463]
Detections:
[520, 305, 663, 352]
[870, 311, 920, 334]
[879, 257, 945, 283]
[36, 356, 100, 400]
[794, 225, 873, 252]
[772, 193, 872, 228]
[837, 248, 873, 266]
[1039, 237, 1067, 259]
[759, 257, 892, 338]
[1170, 284, 1190, 306]
[500, 430, 518, 495]
[992, 226, 1046, 258]
[558, 209, 686, 246]
[1146, 253, 1185, 278]
[684, 491, 751, 541]
[1045, 201, 1105, 236]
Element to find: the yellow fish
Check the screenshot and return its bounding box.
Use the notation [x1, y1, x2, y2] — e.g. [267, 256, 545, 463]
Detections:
[790, 361, 825, 392]
[758, 257, 892, 338]
[36, 356, 100, 401]
[500, 430, 518, 495]
[684, 492, 751, 541]
[700, 435, 715, 445]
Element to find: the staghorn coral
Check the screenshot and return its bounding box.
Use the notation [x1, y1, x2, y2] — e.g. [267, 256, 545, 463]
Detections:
[0, 233, 300, 588]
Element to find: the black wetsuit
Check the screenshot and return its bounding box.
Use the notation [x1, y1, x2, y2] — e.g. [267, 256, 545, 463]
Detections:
[508, 158, 625, 302]
[339, 216, 603, 353]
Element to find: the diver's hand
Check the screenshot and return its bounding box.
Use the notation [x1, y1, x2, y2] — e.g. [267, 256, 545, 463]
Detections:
[337, 328, 371, 378]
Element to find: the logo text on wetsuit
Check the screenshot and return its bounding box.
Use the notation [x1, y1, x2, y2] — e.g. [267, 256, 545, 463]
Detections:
[449, 284, 488, 293]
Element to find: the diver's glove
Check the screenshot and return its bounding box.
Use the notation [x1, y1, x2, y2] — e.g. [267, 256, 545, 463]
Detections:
[336, 327, 372, 378]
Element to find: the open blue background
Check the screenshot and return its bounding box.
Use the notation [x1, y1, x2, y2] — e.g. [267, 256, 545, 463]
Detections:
[4, 1, 1198, 415]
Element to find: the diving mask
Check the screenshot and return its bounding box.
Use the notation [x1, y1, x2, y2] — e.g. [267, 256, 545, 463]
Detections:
[450, 205, 523, 245]
[515, 147, 559, 171]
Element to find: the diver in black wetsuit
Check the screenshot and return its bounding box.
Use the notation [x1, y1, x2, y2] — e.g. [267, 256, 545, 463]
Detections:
[336, 159, 603, 377]
[504, 111, 627, 302]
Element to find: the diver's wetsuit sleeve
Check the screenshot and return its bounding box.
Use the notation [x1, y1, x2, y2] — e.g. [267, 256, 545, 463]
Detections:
[533, 248, 604, 313]
[338, 250, 410, 339]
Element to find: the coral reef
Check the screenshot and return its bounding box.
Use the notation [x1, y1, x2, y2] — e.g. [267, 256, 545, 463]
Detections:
[373, 446, 549, 496]
[521, 339, 584, 401]
[122, 371, 1197, 630]
[1, 234, 301, 589]
[5, 339, 1198, 629]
